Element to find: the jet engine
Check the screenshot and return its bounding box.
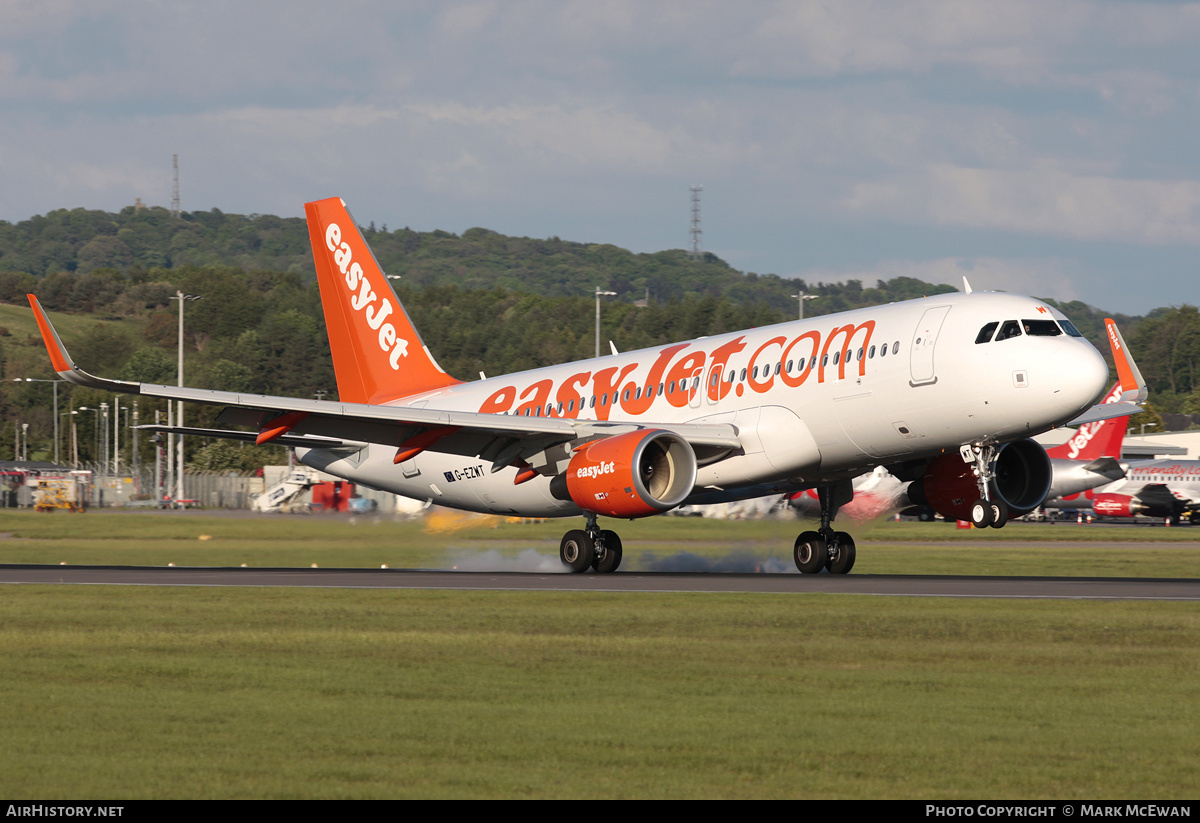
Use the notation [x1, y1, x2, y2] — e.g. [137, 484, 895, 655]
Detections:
[563, 429, 697, 518]
[907, 438, 1052, 521]
[1094, 487, 1180, 519]
[1092, 493, 1142, 518]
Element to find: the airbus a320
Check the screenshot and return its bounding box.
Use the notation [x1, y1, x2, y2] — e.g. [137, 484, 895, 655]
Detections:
[29, 197, 1145, 573]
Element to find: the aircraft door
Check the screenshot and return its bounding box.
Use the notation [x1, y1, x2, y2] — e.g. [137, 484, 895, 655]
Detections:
[910, 305, 952, 387]
[688, 367, 704, 409]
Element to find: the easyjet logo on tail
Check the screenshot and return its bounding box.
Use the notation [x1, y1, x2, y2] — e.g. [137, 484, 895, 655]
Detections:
[325, 221, 408, 370]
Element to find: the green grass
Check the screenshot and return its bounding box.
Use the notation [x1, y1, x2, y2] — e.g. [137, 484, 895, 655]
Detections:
[3, 510, 1200, 577]
[2, 513, 1199, 798]
[1, 586, 1197, 799]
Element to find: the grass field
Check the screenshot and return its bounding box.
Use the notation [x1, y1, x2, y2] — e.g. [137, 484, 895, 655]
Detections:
[3, 509, 1200, 577]
[2, 511, 1199, 798]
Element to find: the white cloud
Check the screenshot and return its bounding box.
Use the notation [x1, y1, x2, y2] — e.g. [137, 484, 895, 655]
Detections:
[843, 163, 1200, 245]
[799, 257, 1084, 304]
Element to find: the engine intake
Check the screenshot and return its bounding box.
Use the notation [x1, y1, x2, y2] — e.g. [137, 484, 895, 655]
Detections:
[564, 430, 697, 518]
[907, 438, 1052, 521]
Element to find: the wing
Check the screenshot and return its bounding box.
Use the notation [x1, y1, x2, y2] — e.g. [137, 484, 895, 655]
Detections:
[29, 295, 741, 471]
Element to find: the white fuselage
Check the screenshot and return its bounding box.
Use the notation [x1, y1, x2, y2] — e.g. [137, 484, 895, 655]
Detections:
[299, 291, 1108, 517]
[1049, 460, 1200, 513]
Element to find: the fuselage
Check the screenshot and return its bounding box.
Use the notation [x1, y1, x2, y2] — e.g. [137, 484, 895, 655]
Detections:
[299, 290, 1109, 517]
[1049, 459, 1200, 517]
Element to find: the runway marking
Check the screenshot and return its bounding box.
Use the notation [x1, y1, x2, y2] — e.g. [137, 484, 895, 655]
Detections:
[3, 565, 1200, 601]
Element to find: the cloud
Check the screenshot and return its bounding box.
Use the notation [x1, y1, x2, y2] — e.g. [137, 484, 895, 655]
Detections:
[843, 163, 1200, 245]
[799, 257, 1084, 304]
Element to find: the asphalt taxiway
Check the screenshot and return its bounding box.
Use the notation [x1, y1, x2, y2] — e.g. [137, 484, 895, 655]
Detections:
[2, 564, 1199, 600]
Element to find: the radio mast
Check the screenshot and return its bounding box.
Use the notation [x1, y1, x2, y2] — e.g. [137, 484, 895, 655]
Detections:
[688, 185, 703, 260]
[170, 154, 181, 218]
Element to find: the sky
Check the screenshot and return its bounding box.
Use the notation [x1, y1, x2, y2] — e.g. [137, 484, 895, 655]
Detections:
[1, 0, 1198, 316]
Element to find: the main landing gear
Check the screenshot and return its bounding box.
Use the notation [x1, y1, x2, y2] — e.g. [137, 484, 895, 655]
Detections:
[794, 480, 857, 574]
[560, 513, 623, 574]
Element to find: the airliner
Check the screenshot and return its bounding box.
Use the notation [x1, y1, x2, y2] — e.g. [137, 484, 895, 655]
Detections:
[29, 197, 1145, 573]
[1041, 382, 1130, 502]
[1087, 461, 1200, 525]
[1045, 416, 1200, 525]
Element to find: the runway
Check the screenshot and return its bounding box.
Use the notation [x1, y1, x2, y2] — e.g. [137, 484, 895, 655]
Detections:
[2, 564, 1199, 600]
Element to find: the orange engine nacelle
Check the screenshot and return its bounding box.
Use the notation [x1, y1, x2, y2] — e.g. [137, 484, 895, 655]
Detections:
[907, 438, 1052, 521]
[564, 430, 697, 518]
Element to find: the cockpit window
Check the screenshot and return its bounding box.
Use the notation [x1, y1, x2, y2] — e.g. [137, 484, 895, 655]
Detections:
[975, 322, 999, 344]
[996, 320, 1023, 341]
[1059, 319, 1083, 337]
[1022, 320, 1062, 337]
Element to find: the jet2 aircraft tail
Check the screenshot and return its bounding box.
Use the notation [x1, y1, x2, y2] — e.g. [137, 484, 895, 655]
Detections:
[1047, 382, 1128, 461]
[305, 197, 459, 404]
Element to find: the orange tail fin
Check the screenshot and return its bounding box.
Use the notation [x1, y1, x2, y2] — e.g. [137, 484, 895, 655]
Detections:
[305, 197, 460, 404]
[1047, 382, 1128, 460]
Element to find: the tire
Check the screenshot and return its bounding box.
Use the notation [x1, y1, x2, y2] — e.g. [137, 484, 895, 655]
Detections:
[794, 531, 828, 574]
[970, 498, 992, 528]
[593, 530, 623, 574]
[989, 498, 1009, 529]
[827, 532, 856, 574]
[560, 529, 595, 573]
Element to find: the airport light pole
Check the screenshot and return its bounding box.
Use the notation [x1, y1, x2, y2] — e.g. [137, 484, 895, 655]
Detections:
[594, 287, 616, 358]
[791, 291, 818, 320]
[12, 378, 66, 464]
[171, 291, 202, 504]
[76, 406, 100, 466]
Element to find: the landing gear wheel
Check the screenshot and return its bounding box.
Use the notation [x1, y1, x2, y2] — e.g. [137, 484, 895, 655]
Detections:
[988, 498, 1009, 529]
[827, 532, 856, 574]
[970, 498, 993, 529]
[794, 531, 829, 574]
[560, 529, 595, 573]
[592, 530, 623, 574]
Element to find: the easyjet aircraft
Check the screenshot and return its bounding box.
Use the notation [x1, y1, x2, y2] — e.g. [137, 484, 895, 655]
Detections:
[28, 197, 1146, 573]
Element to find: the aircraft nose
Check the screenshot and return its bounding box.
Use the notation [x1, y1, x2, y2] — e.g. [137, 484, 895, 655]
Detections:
[1048, 339, 1109, 419]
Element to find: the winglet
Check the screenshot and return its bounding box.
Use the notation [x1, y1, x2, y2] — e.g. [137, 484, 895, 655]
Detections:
[27, 294, 142, 394]
[1105, 318, 1147, 405]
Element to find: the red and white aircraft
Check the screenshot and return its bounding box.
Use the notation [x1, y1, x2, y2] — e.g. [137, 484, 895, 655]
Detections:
[29, 197, 1145, 573]
[1041, 382, 1130, 503]
[1044, 396, 1200, 525]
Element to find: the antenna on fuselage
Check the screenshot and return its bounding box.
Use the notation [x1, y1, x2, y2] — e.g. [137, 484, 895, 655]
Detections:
[963, 277, 973, 294]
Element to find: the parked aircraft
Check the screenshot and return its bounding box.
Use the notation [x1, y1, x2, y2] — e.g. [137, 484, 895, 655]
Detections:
[1041, 382, 1129, 501]
[29, 197, 1144, 573]
[1089, 462, 1200, 525]
[1048, 453, 1200, 527]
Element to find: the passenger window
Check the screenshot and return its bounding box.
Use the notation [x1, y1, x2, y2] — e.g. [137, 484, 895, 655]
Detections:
[975, 322, 999, 344]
